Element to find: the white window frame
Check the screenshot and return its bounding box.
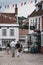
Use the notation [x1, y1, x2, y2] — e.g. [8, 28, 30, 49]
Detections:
[2, 29, 7, 36]
[10, 29, 14, 36]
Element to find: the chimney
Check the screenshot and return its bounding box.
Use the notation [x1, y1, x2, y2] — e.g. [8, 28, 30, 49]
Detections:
[15, 4, 18, 15]
[15, 4, 18, 24]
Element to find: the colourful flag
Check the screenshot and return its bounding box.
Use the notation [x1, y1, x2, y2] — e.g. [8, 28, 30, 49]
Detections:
[30, 0, 33, 3]
[12, 4, 14, 7]
[21, 3, 23, 6]
[24, 2, 26, 5]
[35, 0, 37, 3]
[0, 5, 2, 9]
[5, 5, 6, 8]
[7, 5, 9, 8]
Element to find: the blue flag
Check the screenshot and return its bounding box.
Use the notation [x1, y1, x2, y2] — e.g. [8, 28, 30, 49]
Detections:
[0, 5, 2, 9]
[35, 0, 37, 3]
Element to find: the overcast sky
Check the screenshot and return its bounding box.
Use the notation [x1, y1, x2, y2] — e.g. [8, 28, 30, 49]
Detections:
[0, 0, 41, 17]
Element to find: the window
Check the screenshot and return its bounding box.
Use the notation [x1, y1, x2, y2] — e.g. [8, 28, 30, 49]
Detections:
[35, 18, 37, 29]
[10, 29, 14, 36]
[38, 17, 40, 29]
[33, 19, 34, 26]
[2, 40, 7, 46]
[2, 29, 6, 36]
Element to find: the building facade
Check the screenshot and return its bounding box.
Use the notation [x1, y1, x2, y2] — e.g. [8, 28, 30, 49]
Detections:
[0, 5, 19, 47]
[28, 1, 43, 53]
[19, 29, 29, 45]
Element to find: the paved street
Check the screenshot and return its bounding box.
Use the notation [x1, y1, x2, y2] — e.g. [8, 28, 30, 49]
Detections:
[0, 50, 43, 65]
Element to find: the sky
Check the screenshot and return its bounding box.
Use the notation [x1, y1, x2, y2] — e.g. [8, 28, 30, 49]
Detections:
[0, 0, 41, 17]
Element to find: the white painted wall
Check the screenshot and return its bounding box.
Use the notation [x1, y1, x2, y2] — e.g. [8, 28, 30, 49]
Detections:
[36, 6, 39, 11]
[29, 18, 34, 34]
[29, 16, 42, 34]
[41, 32, 43, 46]
[42, 3, 43, 10]
[0, 24, 19, 44]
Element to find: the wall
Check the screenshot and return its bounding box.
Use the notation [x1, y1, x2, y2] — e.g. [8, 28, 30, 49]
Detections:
[0, 24, 19, 44]
[29, 16, 42, 34]
[42, 2, 43, 10]
[41, 32, 43, 54]
[42, 16, 43, 29]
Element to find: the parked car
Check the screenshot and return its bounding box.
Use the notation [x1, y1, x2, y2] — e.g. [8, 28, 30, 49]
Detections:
[22, 44, 28, 53]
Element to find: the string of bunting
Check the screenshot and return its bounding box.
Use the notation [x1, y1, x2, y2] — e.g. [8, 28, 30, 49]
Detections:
[0, 0, 37, 9]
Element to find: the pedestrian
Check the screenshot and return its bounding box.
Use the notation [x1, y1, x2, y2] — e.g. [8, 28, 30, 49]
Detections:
[6, 43, 10, 54]
[10, 40, 16, 57]
[15, 41, 20, 57]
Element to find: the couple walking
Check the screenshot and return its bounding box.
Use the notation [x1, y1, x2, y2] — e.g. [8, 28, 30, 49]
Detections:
[6, 40, 21, 57]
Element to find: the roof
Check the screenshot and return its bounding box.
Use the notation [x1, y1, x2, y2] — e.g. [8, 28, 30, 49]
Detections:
[35, 1, 43, 6]
[28, 1, 43, 18]
[0, 13, 16, 24]
[28, 9, 43, 17]
[19, 29, 29, 35]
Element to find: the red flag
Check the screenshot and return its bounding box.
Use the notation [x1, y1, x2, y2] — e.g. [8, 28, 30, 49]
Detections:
[12, 4, 14, 7]
[5, 5, 6, 8]
[21, 3, 23, 6]
[30, 1, 33, 3]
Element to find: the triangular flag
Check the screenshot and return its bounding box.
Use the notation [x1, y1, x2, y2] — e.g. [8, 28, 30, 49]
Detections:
[35, 0, 37, 3]
[5, 5, 6, 8]
[21, 3, 23, 6]
[7, 5, 9, 8]
[30, 1, 33, 3]
[12, 4, 14, 7]
[24, 2, 26, 5]
[0, 5, 2, 9]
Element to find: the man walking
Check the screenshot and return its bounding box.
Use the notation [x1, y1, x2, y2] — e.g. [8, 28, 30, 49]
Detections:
[15, 41, 20, 57]
[10, 40, 16, 57]
[6, 43, 10, 54]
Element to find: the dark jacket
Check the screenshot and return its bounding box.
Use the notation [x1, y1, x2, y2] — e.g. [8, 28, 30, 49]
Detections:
[15, 43, 20, 49]
[7, 44, 11, 48]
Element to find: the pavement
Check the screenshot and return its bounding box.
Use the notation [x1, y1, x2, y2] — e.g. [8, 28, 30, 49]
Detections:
[0, 50, 43, 65]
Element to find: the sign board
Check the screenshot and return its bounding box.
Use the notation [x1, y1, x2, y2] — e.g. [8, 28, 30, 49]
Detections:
[30, 26, 35, 30]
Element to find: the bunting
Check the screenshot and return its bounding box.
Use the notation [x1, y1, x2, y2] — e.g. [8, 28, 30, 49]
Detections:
[30, 1, 33, 3]
[12, 4, 14, 7]
[0, 5, 2, 9]
[0, 1, 34, 9]
[24, 2, 26, 5]
[7, 5, 9, 8]
[35, 0, 37, 3]
[5, 5, 6, 8]
[21, 3, 23, 6]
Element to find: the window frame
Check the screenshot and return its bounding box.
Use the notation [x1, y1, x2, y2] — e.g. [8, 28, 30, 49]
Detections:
[2, 29, 7, 36]
[10, 29, 14, 36]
